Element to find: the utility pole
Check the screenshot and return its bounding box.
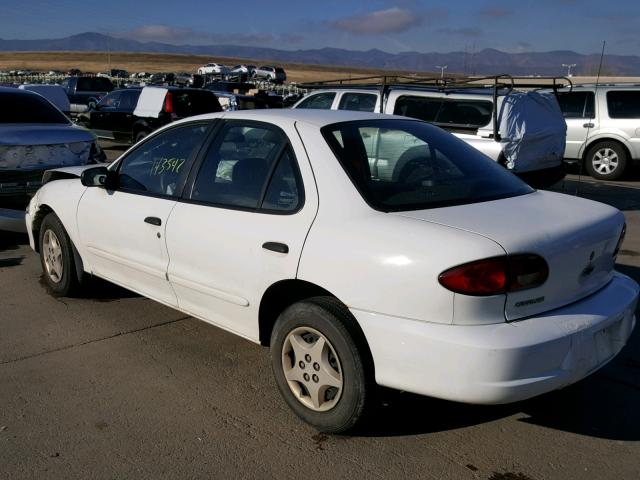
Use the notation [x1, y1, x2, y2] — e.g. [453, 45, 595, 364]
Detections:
[435, 65, 448, 79]
[562, 63, 576, 77]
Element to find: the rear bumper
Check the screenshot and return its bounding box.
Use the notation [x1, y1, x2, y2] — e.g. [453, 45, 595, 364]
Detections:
[352, 272, 638, 404]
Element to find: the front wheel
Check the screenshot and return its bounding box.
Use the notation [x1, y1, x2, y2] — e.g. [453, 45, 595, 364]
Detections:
[39, 213, 81, 296]
[270, 297, 373, 433]
[585, 141, 628, 180]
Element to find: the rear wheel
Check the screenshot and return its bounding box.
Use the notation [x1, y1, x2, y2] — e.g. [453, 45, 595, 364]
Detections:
[585, 141, 627, 180]
[39, 213, 81, 296]
[270, 297, 373, 433]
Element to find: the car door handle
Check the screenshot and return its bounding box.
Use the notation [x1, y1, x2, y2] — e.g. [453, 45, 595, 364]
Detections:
[262, 242, 289, 254]
[144, 216, 162, 226]
[583, 123, 594, 128]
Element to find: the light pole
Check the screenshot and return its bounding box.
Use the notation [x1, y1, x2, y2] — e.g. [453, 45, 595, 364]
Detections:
[435, 65, 448, 79]
[562, 63, 576, 77]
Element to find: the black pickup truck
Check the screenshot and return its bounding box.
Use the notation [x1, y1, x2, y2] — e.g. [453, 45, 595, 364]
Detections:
[61, 76, 114, 114]
[80, 86, 222, 144]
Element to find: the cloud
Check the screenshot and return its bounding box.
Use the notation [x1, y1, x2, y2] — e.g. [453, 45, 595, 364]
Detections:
[437, 27, 484, 38]
[113, 24, 298, 46]
[333, 7, 424, 34]
[478, 7, 513, 18]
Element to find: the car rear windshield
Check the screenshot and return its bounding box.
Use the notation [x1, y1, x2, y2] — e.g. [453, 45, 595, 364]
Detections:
[0, 92, 69, 124]
[322, 119, 532, 212]
[172, 91, 222, 117]
[76, 77, 113, 92]
[393, 96, 493, 129]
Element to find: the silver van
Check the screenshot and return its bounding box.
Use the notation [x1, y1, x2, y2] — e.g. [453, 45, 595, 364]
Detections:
[556, 85, 640, 180]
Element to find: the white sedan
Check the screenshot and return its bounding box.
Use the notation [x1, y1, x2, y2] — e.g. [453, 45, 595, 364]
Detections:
[197, 63, 229, 75]
[26, 110, 638, 433]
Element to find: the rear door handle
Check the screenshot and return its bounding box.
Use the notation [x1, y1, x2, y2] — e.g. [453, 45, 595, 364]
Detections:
[144, 216, 162, 226]
[262, 242, 289, 254]
[583, 123, 594, 128]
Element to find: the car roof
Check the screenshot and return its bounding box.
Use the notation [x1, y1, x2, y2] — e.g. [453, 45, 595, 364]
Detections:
[186, 108, 398, 127]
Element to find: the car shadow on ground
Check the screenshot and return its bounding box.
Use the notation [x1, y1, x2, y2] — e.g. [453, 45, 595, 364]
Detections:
[549, 177, 640, 211]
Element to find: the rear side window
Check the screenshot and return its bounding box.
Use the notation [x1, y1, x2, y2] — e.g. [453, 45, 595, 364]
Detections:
[607, 91, 640, 119]
[338, 93, 377, 112]
[394, 96, 492, 128]
[119, 90, 141, 110]
[117, 123, 210, 197]
[190, 122, 302, 211]
[0, 92, 69, 124]
[556, 91, 595, 118]
[296, 92, 336, 109]
[172, 91, 222, 117]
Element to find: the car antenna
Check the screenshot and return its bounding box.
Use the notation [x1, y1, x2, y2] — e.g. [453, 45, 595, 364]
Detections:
[575, 40, 606, 197]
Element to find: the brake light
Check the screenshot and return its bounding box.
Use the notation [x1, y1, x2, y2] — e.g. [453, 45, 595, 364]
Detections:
[613, 224, 626, 257]
[164, 91, 174, 114]
[438, 254, 548, 296]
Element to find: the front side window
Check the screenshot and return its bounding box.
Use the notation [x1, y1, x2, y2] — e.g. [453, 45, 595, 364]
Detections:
[556, 91, 595, 118]
[338, 93, 377, 112]
[190, 122, 302, 211]
[607, 91, 640, 119]
[117, 122, 210, 197]
[296, 92, 336, 110]
[322, 119, 532, 212]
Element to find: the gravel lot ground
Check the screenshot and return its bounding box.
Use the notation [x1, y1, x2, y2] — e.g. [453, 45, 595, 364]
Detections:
[1, 145, 639, 479]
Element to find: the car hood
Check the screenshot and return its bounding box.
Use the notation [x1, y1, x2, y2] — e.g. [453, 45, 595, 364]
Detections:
[392, 190, 624, 320]
[0, 124, 95, 146]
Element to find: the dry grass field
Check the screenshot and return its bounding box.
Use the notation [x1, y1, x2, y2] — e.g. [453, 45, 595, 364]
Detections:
[1, 51, 638, 85]
[0, 51, 428, 83]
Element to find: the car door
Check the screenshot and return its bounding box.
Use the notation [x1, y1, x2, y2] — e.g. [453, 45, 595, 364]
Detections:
[91, 91, 122, 139]
[165, 119, 318, 341]
[556, 91, 596, 159]
[77, 121, 213, 306]
[110, 89, 141, 142]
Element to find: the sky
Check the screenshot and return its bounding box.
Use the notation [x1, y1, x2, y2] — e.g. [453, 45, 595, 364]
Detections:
[0, 0, 639, 55]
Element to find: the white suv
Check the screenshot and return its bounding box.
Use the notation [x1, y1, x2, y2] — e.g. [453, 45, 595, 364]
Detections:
[197, 63, 229, 75]
[556, 85, 640, 180]
[293, 86, 567, 188]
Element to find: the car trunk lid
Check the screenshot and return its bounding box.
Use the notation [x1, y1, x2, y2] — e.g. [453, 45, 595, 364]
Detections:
[393, 191, 624, 320]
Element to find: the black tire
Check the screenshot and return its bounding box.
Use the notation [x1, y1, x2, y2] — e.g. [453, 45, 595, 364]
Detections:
[270, 296, 374, 433]
[585, 141, 628, 181]
[135, 130, 149, 143]
[39, 213, 81, 296]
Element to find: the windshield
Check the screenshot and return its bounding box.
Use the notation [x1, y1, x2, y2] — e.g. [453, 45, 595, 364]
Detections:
[322, 119, 532, 212]
[0, 92, 69, 124]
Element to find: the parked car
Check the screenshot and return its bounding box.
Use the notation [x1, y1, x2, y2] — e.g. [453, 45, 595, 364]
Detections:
[27, 109, 637, 433]
[555, 84, 640, 180]
[0, 87, 104, 232]
[18, 84, 71, 116]
[253, 66, 286, 84]
[61, 76, 114, 114]
[293, 86, 567, 188]
[212, 92, 270, 111]
[80, 86, 222, 144]
[197, 63, 229, 75]
[228, 64, 256, 82]
[148, 72, 175, 85]
[110, 69, 129, 79]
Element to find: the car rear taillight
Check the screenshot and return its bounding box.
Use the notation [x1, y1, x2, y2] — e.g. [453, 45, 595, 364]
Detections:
[164, 91, 174, 114]
[438, 254, 548, 296]
[613, 224, 626, 257]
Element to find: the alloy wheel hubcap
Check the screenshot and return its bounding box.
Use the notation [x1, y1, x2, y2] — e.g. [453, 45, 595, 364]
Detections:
[281, 327, 343, 412]
[43, 229, 63, 283]
[593, 148, 619, 174]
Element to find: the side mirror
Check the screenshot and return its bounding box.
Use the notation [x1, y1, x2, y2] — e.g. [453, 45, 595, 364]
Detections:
[81, 166, 117, 189]
[88, 99, 99, 110]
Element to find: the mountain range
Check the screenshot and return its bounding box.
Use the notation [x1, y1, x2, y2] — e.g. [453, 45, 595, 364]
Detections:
[1, 32, 639, 76]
